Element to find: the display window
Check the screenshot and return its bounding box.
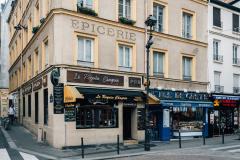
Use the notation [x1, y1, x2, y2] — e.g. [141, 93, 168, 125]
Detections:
[171, 107, 203, 131]
[76, 104, 118, 129]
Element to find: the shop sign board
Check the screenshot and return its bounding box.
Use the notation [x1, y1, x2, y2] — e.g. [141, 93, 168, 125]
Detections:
[163, 109, 170, 128]
[54, 83, 64, 114]
[150, 89, 210, 101]
[212, 95, 240, 108]
[129, 77, 141, 88]
[33, 79, 42, 91]
[64, 103, 76, 122]
[43, 75, 48, 87]
[23, 84, 32, 95]
[67, 71, 124, 86]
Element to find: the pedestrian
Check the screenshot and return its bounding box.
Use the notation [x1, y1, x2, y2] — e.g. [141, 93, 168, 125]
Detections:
[8, 104, 15, 125]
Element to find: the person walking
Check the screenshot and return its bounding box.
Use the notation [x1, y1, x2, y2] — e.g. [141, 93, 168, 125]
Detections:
[8, 104, 15, 125]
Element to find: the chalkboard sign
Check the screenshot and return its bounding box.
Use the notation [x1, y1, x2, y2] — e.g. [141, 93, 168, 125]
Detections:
[54, 83, 64, 114]
[65, 104, 76, 122]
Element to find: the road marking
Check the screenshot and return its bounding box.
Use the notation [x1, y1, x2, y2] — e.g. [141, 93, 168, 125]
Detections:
[228, 149, 240, 153]
[210, 145, 240, 151]
[20, 152, 39, 160]
[0, 149, 11, 160]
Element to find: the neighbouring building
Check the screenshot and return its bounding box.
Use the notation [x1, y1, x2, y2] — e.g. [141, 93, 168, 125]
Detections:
[208, 0, 240, 137]
[0, 0, 14, 117]
[8, 0, 209, 148]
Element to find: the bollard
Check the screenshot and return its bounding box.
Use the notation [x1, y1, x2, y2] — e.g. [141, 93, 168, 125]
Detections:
[81, 137, 84, 159]
[179, 129, 182, 148]
[222, 128, 224, 144]
[117, 135, 120, 155]
[203, 124, 206, 145]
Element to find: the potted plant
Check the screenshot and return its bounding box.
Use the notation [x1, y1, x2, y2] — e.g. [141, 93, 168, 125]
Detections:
[119, 17, 136, 26]
[32, 26, 40, 34]
[77, 6, 98, 17]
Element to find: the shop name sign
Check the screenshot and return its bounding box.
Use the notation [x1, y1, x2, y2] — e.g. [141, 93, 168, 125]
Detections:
[72, 20, 136, 41]
[150, 89, 209, 101]
[33, 79, 42, 91]
[96, 95, 128, 100]
[67, 71, 124, 86]
[212, 95, 240, 101]
[23, 84, 32, 95]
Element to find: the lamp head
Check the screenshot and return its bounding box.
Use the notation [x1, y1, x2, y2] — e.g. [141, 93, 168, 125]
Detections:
[145, 15, 157, 27]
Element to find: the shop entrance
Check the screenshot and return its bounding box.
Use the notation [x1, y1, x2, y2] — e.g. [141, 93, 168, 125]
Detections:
[123, 107, 132, 140]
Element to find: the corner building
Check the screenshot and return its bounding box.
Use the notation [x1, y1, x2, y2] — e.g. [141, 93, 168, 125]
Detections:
[8, 0, 209, 148]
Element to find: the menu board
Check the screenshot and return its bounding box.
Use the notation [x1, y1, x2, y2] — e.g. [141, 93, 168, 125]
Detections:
[54, 83, 64, 114]
[65, 104, 76, 122]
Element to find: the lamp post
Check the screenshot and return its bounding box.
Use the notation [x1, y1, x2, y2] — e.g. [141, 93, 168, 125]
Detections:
[144, 15, 157, 151]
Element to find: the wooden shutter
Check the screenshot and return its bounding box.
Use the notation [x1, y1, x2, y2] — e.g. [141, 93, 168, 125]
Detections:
[213, 7, 221, 27]
[233, 14, 239, 32]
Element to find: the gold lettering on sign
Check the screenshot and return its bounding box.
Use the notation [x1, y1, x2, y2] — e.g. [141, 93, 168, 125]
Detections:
[71, 20, 136, 41]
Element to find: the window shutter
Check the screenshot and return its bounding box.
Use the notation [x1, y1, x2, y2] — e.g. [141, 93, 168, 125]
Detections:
[213, 7, 221, 27]
[233, 14, 239, 32]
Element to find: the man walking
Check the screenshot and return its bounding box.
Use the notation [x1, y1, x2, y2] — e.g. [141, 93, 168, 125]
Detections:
[8, 104, 15, 125]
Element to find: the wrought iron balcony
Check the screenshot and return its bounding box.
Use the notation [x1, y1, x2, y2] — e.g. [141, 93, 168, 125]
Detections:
[213, 54, 223, 63]
[233, 87, 240, 94]
[215, 85, 224, 93]
[233, 58, 240, 66]
[153, 72, 164, 78]
[183, 75, 192, 81]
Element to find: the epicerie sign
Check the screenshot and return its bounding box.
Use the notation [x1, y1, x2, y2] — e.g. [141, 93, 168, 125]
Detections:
[71, 19, 136, 41]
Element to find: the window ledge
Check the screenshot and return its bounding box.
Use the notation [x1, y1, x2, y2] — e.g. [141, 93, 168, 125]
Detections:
[232, 31, 240, 35]
[213, 60, 223, 64]
[232, 64, 240, 67]
[118, 66, 132, 72]
[212, 25, 223, 31]
[77, 60, 94, 67]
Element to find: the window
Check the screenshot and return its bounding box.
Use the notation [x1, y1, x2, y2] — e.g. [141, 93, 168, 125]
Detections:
[137, 109, 145, 130]
[28, 94, 31, 117]
[119, 0, 131, 19]
[35, 92, 39, 124]
[44, 89, 48, 125]
[233, 74, 240, 93]
[43, 40, 49, 68]
[35, 2, 40, 26]
[182, 12, 192, 39]
[23, 62, 26, 82]
[34, 49, 39, 75]
[213, 7, 221, 27]
[153, 51, 164, 77]
[77, 37, 94, 64]
[233, 44, 239, 65]
[77, 0, 93, 9]
[182, 57, 192, 81]
[76, 106, 118, 129]
[213, 40, 223, 62]
[27, 56, 32, 80]
[119, 45, 132, 68]
[153, 3, 164, 32]
[28, 16, 32, 40]
[214, 71, 223, 93]
[233, 14, 239, 32]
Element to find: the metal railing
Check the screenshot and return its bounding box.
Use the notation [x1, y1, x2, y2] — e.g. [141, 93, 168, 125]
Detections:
[215, 85, 224, 93]
[233, 87, 240, 94]
[233, 58, 240, 66]
[183, 75, 192, 81]
[213, 54, 223, 63]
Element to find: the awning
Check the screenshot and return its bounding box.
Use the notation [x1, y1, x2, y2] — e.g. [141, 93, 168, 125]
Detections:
[161, 100, 213, 108]
[64, 86, 84, 103]
[76, 87, 144, 97]
[142, 91, 160, 104]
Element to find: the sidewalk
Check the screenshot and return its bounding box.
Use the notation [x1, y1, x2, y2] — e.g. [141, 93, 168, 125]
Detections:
[2, 124, 240, 160]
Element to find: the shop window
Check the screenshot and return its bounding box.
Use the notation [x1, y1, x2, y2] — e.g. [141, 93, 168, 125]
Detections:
[44, 89, 48, 125]
[35, 92, 39, 124]
[171, 107, 203, 132]
[23, 96, 25, 117]
[28, 94, 31, 117]
[76, 106, 118, 129]
[137, 108, 145, 130]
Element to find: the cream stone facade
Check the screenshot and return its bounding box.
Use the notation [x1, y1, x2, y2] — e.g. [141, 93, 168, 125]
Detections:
[8, 0, 208, 148]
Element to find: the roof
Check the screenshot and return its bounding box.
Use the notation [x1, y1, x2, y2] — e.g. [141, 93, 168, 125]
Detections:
[210, 0, 240, 13]
[229, 0, 240, 5]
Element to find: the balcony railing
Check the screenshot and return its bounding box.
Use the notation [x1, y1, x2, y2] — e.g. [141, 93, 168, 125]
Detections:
[213, 54, 223, 63]
[233, 58, 240, 66]
[183, 75, 192, 81]
[215, 85, 224, 93]
[233, 87, 240, 94]
[153, 72, 164, 78]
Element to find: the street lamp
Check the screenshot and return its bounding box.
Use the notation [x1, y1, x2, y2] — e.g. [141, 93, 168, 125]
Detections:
[144, 15, 157, 151]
